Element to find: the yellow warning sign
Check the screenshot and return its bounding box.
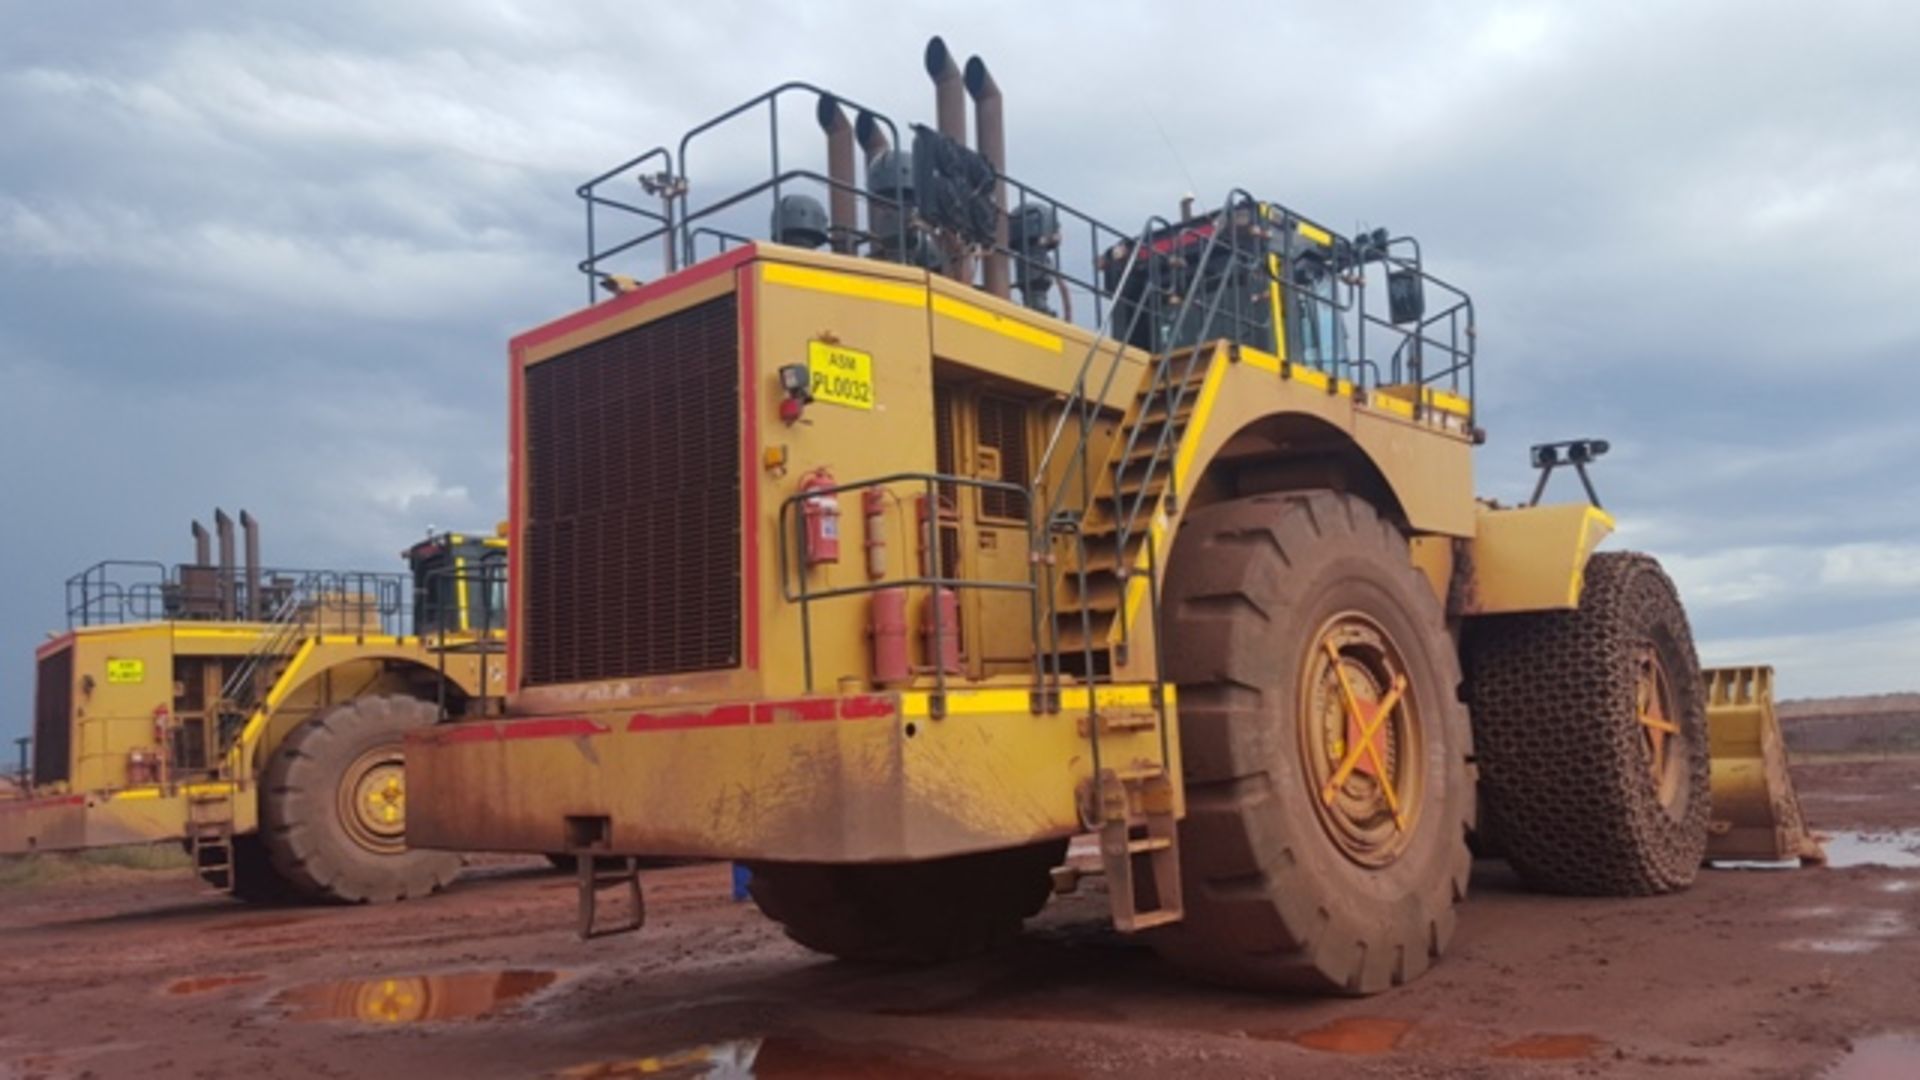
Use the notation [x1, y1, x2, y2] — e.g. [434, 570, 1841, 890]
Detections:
[807, 341, 874, 410]
[107, 658, 145, 684]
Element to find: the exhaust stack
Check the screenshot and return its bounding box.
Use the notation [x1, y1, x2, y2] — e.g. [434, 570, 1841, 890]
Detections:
[924, 37, 967, 149]
[925, 36, 970, 282]
[191, 520, 211, 566]
[964, 55, 1010, 299]
[240, 510, 262, 620]
[214, 508, 236, 620]
[816, 94, 858, 254]
[854, 110, 891, 166]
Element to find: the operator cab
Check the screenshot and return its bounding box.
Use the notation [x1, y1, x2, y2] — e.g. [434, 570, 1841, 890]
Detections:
[406, 531, 507, 637]
[1104, 205, 1374, 372]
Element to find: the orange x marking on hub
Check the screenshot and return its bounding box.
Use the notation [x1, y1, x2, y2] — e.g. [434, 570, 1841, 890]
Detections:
[1319, 640, 1407, 831]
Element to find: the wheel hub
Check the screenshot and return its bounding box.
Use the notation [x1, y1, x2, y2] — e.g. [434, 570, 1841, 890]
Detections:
[1635, 646, 1688, 820]
[338, 747, 409, 855]
[1299, 613, 1424, 867]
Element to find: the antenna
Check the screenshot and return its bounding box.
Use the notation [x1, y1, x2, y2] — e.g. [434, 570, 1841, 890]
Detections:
[1143, 102, 1199, 205]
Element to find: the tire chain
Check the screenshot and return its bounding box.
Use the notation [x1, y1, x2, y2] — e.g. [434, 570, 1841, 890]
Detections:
[1464, 552, 1709, 896]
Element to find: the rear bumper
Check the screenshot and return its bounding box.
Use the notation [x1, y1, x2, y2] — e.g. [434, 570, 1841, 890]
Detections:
[0, 784, 242, 855]
[407, 685, 1177, 863]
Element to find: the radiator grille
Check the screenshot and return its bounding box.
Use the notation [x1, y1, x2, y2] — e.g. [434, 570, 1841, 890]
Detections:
[523, 296, 742, 685]
[33, 646, 73, 786]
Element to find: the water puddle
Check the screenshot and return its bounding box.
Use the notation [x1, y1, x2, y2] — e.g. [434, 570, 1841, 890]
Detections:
[166, 973, 266, 996]
[1826, 1033, 1920, 1079]
[1286, 1017, 1415, 1055]
[1852, 910, 1909, 938]
[1491, 1033, 1605, 1061]
[553, 1036, 1075, 1078]
[205, 914, 316, 934]
[1780, 938, 1882, 955]
[1712, 830, 1920, 872]
[1822, 830, 1920, 870]
[273, 969, 562, 1024]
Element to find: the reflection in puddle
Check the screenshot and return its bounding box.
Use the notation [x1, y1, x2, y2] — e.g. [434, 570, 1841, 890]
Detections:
[1492, 1034, 1604, 1060]
[1822, 831, 1920, 870]
[1826, 1033, 1920, 1079]
[274, 969, 561, 1024]
[554, 1037, 1077, 1078]
[1288, 1017, 1415, 1055]
[166, 973, 266, 996]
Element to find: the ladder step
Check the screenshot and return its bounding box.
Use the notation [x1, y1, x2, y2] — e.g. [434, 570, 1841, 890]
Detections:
[1126, 837, 1171, 855]
[1119, 910, 1183, 932]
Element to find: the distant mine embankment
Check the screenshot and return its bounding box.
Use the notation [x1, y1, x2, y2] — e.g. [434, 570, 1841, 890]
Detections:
[1779, 693, 1920, 755]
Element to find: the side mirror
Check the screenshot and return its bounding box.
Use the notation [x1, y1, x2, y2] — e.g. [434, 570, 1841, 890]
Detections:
[1387, 268, 1425, 325]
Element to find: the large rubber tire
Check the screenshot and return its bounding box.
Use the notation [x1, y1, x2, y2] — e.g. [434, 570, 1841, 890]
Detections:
[745, 840, 1066, 964]
[260, 695, 463, 903]
[1148, 491, 1475, 995]
[1464, 552, 1710, 896]
[229, 834, 295, 904]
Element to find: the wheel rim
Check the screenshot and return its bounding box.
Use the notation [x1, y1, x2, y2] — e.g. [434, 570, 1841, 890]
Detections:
[338, 745, 409, 855]
[1298, 612, 1425, 867]
[1635, 646, 1688, 820]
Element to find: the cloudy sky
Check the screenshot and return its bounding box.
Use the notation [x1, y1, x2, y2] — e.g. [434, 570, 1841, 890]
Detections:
[3, 1, 1917, 747]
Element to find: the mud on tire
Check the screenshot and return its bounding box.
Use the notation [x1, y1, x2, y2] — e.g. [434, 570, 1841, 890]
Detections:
[1464, 552, 1710, 896]
[745, 841, 1065, 964]
[260, 695, 463, 903]
[1148, 491, 1475, 995]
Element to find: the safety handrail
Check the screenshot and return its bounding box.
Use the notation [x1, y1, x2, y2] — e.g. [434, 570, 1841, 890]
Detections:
[776, 471, 1041, 717]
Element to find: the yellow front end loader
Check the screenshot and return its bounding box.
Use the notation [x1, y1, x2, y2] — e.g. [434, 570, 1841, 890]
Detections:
[1702, 666, 1824, 863]
[2, 511, 508, 903]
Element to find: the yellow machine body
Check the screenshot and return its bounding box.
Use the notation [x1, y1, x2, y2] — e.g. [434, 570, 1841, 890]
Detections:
[408, 238, 1605, 865]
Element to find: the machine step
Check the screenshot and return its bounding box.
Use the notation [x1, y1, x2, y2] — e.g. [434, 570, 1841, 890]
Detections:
[1094, 767, 1184, 933]
[575, 855, 646, 940]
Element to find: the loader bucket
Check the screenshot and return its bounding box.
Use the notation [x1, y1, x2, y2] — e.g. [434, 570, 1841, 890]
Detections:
[1702, 666, 1826, 864]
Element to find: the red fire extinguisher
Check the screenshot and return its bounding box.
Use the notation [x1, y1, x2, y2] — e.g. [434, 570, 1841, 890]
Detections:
[799, 469, 841, 567]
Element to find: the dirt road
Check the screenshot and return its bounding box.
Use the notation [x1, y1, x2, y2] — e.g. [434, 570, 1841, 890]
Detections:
[3, 759, 1917, 1079]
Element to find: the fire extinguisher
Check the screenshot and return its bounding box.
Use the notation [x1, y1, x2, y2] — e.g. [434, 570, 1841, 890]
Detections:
[799, 469, 841, 567]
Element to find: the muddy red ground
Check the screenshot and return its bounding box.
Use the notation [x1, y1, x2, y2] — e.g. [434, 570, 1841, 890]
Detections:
[3, 759, 1918, 1079]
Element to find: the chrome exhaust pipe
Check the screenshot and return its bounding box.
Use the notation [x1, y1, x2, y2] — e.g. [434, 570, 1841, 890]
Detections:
[815, 94, 858, 254]
[214, 508, 235, 620]
[239, 509, 262, 620]
[924, 36, 967, 149]
[964, 54, 1009, 299]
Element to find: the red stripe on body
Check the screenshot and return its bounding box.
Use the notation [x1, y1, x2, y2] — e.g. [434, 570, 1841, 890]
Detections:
[627, 704, 753, 733]
[755, 699, 836, 723]
[738, 265, 761, 671]
[506, 343, 524, 694]
[838, 694, 898, 720]
[0, 794, 85, 814]
[35, 633, 74, 661]
[509, 246, 758, 354]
